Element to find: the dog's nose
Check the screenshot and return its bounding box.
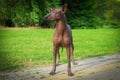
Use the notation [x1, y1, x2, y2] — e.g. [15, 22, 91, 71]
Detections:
[44, 13, 51, 19]
[44, 15, 47, 19]
[44, 14, 49, 19]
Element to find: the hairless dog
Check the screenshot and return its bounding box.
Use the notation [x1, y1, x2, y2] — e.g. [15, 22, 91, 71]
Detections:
[44, 4, 77, 76]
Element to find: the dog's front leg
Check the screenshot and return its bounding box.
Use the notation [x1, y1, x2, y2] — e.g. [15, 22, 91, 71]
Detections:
[49, 46, 57, 75]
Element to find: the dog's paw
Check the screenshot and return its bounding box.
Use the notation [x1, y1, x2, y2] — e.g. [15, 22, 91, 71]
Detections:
[73, 62, 78, 65]
[68, 72, 73, 76]
[49, 71, 55, 75]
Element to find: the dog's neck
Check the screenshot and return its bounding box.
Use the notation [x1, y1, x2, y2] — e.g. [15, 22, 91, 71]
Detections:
[56, 15, 67, 35]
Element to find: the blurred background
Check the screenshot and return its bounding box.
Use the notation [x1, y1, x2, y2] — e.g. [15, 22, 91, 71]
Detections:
[0, 0, 120, 29]
[0, 0, 120, 71]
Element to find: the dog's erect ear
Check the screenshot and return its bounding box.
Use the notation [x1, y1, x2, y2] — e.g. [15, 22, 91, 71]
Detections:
[62, 3, 67, 13]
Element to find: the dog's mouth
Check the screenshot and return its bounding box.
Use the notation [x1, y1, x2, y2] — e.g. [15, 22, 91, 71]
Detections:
[44, 14, 55, 21]
[44, 14, 51, 20]
[45, 16, 53, 21]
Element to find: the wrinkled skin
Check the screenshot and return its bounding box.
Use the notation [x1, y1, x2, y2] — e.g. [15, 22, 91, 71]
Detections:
[45, 4, 77, 76]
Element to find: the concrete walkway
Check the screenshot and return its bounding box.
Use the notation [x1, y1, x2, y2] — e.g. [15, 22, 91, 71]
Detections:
[0, 54, 120, 80]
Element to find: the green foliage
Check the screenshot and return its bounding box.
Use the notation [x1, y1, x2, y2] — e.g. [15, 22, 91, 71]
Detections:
[0, 0, 120, 28]
[12, 0, 47, 27]
[61, 0, 120, 29]
[0, 28, 120, 70]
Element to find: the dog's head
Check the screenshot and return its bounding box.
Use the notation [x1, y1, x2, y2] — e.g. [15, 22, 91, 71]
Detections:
[44, 4, 67, 21]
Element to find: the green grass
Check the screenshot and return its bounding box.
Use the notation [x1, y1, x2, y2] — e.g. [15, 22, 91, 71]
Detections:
[0, 28, 120, 71]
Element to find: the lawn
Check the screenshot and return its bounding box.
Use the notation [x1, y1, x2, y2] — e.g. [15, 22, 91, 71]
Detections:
[0, 28, 120, 71]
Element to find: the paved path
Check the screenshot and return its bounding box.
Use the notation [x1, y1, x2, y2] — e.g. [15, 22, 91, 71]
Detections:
[0, 54, 120, 80]
[73, 66, 120, 80]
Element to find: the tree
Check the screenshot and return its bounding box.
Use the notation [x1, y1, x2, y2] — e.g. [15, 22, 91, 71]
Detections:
[0, 0, 119, 28]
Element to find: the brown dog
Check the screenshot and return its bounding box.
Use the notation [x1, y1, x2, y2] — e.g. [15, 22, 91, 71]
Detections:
[45, 4, 76, 76]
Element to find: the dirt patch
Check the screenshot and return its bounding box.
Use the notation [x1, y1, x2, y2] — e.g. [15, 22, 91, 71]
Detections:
[0, 54, 119, 80]
[43, 62, 120, 80]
